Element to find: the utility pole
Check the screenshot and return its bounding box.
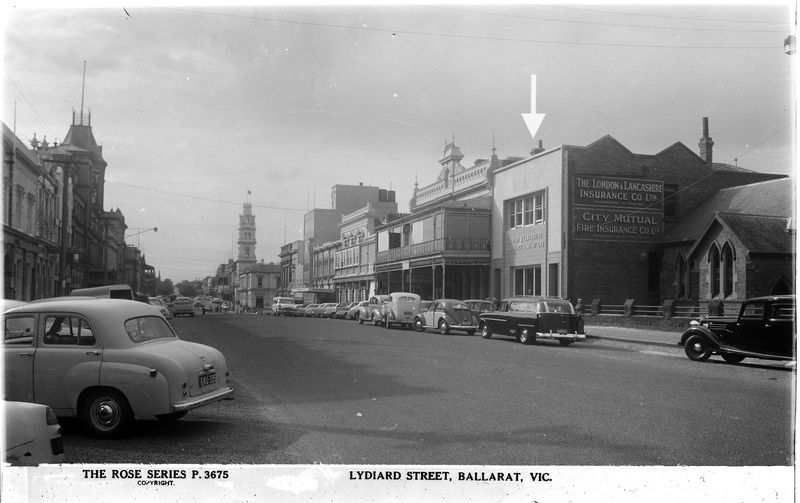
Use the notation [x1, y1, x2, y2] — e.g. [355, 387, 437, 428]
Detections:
[58, 165, 72, 296]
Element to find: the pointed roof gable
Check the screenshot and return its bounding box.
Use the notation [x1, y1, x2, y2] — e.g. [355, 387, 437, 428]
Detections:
[578, 135, 635, 157]
[686, 212, 794, 258]
[664, 177, 794, 243]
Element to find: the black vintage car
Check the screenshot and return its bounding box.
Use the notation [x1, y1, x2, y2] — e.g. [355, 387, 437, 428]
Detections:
[479, 297, 585, 346]
[680, 295, 796, 364]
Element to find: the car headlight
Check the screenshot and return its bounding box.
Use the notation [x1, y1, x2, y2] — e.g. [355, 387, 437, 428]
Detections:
[690, 320, 700, 326]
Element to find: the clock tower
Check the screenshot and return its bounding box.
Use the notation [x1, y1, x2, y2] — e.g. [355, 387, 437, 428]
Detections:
[237, 202, 257, 270]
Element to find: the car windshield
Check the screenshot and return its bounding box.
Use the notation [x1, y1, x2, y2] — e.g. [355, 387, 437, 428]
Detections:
[124, 316, 177, 343]
[450, 303, 469, 310]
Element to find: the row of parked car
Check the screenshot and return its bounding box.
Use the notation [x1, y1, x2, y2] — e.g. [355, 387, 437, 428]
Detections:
[284, 292, 588, 346]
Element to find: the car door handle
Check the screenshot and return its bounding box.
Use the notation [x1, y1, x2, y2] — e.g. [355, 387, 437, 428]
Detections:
[86, 351, 102, 356]
[18, 352, 34, 357]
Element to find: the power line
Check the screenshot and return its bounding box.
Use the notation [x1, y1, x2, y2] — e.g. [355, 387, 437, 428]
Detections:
[161, 7, 784, 50]
[423, 5, 789, 33]
[729, 123, 793, 164]
[3, 71, 59, 140]
[547, 4, 792, 26]
[109, 180, 307, 212]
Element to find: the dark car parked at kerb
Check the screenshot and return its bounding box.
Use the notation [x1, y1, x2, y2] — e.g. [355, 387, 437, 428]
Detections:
[680, 295, 795, 364]
[479, 297, 585, 346]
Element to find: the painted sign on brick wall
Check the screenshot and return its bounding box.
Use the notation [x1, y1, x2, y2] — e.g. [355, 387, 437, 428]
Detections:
[572, 175, 664, 242]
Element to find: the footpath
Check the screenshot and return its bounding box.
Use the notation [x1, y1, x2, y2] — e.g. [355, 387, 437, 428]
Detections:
[584, 325, 683, 348]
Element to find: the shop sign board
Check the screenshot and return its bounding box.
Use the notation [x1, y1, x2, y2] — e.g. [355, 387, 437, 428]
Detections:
[574, 175, 663, 210]
[572, 175, 664, 242]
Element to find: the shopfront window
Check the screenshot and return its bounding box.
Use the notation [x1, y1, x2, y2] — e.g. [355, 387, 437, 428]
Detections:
[513, 266, 542, 296]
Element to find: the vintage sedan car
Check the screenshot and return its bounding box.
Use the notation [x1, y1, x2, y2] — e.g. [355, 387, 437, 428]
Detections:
[464, 299, 497, 328]
[381, 292, 422, 329]
[335, 302, 358, 319]
[293, 304, 308, 317]
[171, 296, 195, 317]
[305, 304, 323, 317]
[3, 298, 234, 439]
[414, 299, 477, 335]
[357, 295, 391, 325]
[3, 401, 65, 465]
[320, 303, 340, 318]
[148, 297, 172, 319]
[479, 297, 585, 346]
[346, 301, 368, 320]
[680, 295, 795, 364]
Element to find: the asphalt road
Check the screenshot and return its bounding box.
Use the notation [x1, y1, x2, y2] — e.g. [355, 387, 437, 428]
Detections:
[59, 313, 794, 466]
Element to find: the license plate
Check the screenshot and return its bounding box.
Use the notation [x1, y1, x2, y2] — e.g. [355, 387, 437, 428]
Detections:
[404, 311, 413, 315]
[557, 329, 568, 334]
[199, 373, 217, 387]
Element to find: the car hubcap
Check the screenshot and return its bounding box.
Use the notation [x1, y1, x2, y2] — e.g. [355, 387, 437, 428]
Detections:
[692, 342, 704, 354]
[95, 400, 119, 427]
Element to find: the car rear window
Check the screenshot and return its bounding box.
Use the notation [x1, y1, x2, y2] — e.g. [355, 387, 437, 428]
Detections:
[175, 298, 191, 304]
[509, 302, 536, 312]
[539, 301, 575, 314]
[124, 316, 177, 343]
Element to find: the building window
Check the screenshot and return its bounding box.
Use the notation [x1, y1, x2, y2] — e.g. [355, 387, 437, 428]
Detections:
[722, 242, 734, 297]
[513, 266, 541, 296]
[709, 245, 720, 298]
[508, 192, 545, 230]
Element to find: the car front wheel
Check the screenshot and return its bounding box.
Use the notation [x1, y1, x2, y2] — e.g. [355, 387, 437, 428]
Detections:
[481, 324, 492, 339]
[519, 329, 535, 345]
[81, 388, 134, 439]
[414, 319, 425, 332]
[684, 334, 712, 361]
[439, 319, 451, 335]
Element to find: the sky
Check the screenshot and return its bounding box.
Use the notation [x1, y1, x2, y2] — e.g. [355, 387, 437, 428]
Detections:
[2, 1, 795, 283]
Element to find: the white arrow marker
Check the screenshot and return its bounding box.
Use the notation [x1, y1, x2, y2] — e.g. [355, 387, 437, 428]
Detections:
[521, 74, 546, 139]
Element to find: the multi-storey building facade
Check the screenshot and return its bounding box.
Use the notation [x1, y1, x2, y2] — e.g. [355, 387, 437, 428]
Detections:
[3, 113, 134, 301]
[3, 125, 62, 300]
[278, 240, 303, 297]
[333, 201, 399, 302]
[373, 139, 523, 300]
[238, 262, 281, 310]
[292, 184, 397, 302]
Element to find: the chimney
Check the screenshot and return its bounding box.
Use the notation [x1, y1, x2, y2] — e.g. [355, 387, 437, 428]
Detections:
[531, 140, 545, 156]
[698, 117, 714, 165]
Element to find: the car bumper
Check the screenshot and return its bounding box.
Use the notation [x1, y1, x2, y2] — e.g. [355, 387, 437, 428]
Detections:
[536, 332, 586, 340]
[173, 387, 235, 412]
[450, 324, 478, 331]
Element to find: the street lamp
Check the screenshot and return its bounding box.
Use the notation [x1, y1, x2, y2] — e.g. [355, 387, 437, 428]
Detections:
[125, 227, 158, 242]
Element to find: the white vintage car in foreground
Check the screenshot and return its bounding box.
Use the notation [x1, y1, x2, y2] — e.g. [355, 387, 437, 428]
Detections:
[3, 400, 65, 465]
[4, 298, 234, 438]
